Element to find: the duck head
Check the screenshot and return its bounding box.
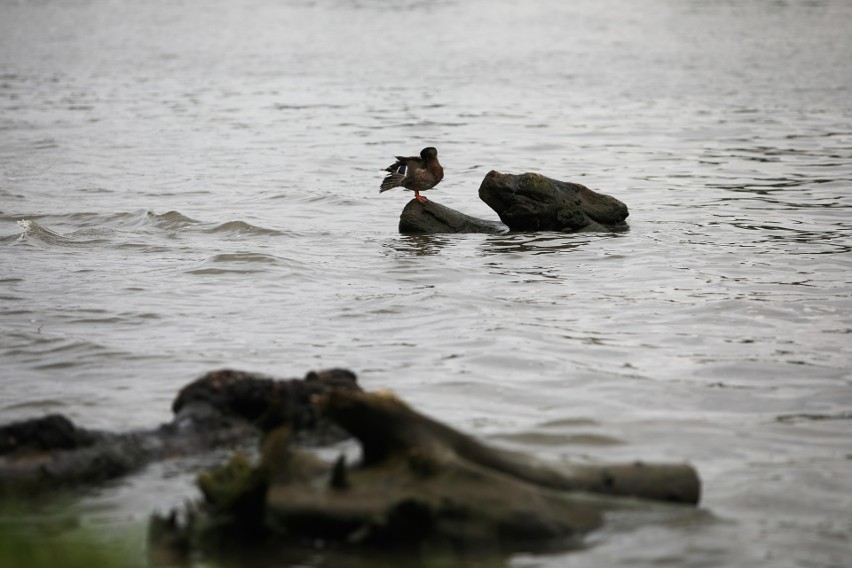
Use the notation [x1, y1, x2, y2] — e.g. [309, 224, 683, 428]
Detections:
[420, 147, 438, 160]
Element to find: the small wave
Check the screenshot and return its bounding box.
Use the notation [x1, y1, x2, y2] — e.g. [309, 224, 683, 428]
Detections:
[186, 251, 307, 276]
[11, 210, 182, 233]
[68, 209, 199, 230]
[149, 210, 200, 230]
[7, 212, 284, 246]
[207, 252, 281, 264]
[776, 411, 852, 424]
[4, 334, 129, 370]
[202, 220, 287, 236]
[186, 267, 267, 275]
[65, 211, 134, 226]
[13, 219, 111, 247]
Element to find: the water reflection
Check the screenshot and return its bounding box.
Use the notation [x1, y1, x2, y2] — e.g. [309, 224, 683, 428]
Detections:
[382, 234, 453, 257]
[478, 232, 623, 256]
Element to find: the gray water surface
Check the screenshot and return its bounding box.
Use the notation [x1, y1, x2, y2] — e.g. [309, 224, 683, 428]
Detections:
[2, 0, 852, 566]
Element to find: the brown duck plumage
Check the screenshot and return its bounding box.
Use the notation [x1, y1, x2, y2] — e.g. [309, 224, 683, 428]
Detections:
[379, 147, 444, 203]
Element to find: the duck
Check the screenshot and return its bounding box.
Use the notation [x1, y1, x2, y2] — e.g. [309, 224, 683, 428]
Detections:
[379, 147, 444, 203]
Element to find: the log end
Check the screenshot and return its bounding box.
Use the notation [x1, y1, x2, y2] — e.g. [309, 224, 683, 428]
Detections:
[478, 170, 629, 232]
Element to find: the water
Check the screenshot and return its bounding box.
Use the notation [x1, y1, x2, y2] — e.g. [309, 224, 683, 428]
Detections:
[2, 0, 851, 565]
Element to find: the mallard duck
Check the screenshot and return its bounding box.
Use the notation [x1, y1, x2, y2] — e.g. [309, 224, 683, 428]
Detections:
[379, 147, 444, 203]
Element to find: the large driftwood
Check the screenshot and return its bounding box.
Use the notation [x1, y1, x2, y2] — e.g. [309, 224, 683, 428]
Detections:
[0, 369, 360, 492]
[151, 389, 700, 557]
[398, 170, 629, 234]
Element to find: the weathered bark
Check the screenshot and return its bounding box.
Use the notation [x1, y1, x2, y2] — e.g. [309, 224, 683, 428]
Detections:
[479, 171, 629, 232]
[398, 199, 507, 234]
[152, 389, 701, 557]
[0, 369, 360, 492]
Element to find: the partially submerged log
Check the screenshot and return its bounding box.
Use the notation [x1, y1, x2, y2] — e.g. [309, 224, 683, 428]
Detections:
[398, 170, 629, 234]
[151, 389, 700, 557]
[0, 369, 360, 492]
[398, 199, 507, 234]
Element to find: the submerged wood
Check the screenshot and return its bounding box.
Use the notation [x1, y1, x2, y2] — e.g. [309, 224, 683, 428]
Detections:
[397, 170, 629, 234]
[398, 198, 508, 234]
[0, 369, 360, 492]
[152, 389, 701, 557]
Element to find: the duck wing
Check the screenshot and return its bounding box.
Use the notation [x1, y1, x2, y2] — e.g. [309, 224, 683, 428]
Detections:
[380, 172, 406, 192]
[380, 155, 424, 192]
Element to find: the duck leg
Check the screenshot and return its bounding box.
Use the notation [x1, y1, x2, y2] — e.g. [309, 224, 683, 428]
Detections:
[415, 191, 428, 204]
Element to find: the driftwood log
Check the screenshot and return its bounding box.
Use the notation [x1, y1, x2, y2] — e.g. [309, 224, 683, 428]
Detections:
[0, 369, 360, 492]
[398, 199, 507, 234]
[3, 368, 701, 558]
[399, 171, 629, 234]
[150, 389, 700, 558]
